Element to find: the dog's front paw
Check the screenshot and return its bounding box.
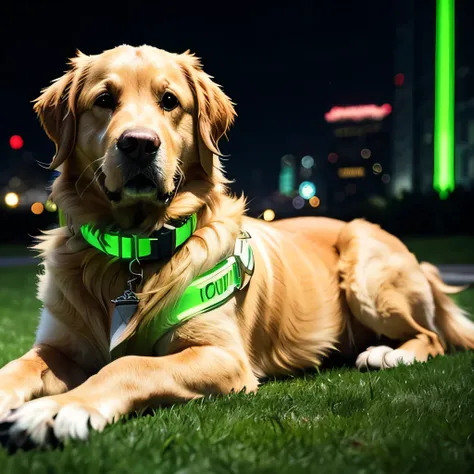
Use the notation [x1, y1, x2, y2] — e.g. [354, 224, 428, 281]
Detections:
[0, 397, 108, 451]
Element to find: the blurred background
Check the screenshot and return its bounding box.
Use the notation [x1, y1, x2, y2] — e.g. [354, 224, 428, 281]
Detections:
[0, 0, 473, 245]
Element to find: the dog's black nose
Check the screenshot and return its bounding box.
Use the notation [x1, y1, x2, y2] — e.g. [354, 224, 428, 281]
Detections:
[117, 128, 160, 167]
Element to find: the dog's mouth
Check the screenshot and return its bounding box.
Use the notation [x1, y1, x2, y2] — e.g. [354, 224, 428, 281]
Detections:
[124, 175, 158, 198]
[104, 174, 173, 205]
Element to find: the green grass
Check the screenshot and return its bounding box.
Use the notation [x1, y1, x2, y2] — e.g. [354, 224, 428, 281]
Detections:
[403, 235, 474, 264]
[0, 239, 473, 473]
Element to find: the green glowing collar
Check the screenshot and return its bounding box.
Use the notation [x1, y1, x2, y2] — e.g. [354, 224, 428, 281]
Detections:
[110, 232, 255, 359]
[80, 214, 198, 261]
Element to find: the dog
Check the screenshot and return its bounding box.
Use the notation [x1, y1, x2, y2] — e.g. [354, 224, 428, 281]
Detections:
[0, 45, 473, 450]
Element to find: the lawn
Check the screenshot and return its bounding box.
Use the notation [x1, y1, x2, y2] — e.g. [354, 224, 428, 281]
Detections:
[0, 239, 473, 474]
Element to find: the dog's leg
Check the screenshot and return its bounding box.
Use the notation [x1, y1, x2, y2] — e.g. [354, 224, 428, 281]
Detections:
[0, 344, 88, 417]
[337, 220, 448, 371]
[350, 287, 445, 371]
[0, 345, 258, 449]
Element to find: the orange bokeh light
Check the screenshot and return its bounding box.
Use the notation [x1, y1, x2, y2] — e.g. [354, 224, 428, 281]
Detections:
[31, 202, 44, 215]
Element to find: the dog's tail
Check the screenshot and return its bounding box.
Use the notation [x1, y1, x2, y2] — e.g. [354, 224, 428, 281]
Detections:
[420, 262, 474, 350]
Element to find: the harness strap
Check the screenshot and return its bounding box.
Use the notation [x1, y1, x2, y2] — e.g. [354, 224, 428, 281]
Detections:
[110, 233, 254, 359]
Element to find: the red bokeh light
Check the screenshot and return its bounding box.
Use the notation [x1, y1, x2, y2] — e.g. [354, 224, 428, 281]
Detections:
[394, 73, 405, 87]
[328, 152, 339, 164]
[10, 135, 24, 150]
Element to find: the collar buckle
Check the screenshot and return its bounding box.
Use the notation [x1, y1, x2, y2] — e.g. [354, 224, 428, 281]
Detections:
[77, 212, 198, 261]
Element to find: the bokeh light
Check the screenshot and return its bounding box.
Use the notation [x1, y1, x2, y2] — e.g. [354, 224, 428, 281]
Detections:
[382, 173, 391, 184]
[31, 202, 44, 215]
[394, 73, 405, 86]
[263, 209, 275, 221]
[4, 192, 19, 208]
[328, 152, 338, 164]
[309, 196, 320, 208]
[301, 155, 314, 169]
[360, 148, 372, 159]
[298, 181, 317, 200]
[9, 135, 24, 150]
[45, 200, 58, 212]
[292, 196, 305, 210]
[372, 163, 382, 175]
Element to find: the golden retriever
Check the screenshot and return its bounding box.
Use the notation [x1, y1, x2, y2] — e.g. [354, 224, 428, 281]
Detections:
[0, 45, 473, 450]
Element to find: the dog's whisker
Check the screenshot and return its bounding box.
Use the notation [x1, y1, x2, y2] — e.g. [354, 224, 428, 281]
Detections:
[74, 157, 105, 198]
[173, 164, 186, 198]
[75, 157, 104, 186]
[77, 163, 105, 200]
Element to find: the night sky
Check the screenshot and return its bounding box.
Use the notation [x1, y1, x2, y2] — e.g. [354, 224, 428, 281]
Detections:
[0, 1, 394, 197]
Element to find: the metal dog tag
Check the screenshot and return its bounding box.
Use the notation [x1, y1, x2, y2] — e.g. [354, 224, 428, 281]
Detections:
[110, 289, 139, 352]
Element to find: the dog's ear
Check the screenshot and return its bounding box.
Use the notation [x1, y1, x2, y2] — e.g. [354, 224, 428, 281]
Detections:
[179, 51, 236, 176]
[33, 51, 89, 170]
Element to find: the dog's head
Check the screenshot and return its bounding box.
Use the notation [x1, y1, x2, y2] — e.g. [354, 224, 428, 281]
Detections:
[34, 45, 236, 229]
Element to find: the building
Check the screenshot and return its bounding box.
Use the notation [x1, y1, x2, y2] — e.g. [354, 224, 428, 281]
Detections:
[324, 104, 393, 206]
[390, 0, 415, 197]
[390, 0, 474, 197]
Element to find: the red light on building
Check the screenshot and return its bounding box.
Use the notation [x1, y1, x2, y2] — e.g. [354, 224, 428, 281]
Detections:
[324, 104, 392, 123]
[394, 73, 405, 87]
[9, 135, 24, 150]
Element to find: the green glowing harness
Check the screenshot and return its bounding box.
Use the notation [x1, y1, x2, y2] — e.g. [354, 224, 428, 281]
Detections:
[59, 210, 254, 359]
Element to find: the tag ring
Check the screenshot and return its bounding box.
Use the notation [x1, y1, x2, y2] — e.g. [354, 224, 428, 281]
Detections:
[128, 257, 143, 290]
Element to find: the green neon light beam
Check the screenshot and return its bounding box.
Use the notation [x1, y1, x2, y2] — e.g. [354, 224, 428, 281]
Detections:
[433, 0, 455, 199]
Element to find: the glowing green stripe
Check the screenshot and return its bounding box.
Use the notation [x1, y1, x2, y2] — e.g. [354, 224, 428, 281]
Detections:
[434, 0, 455, 199]
[138, 238, 151, 257]
[176, 213, 197, 247]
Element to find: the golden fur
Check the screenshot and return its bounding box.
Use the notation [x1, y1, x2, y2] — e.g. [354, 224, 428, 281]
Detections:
[0, 45, 473, 448]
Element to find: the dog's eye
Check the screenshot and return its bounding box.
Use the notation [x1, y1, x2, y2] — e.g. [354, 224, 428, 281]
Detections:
[94, 93, 116, 110]
[160, 92, 180, 112]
